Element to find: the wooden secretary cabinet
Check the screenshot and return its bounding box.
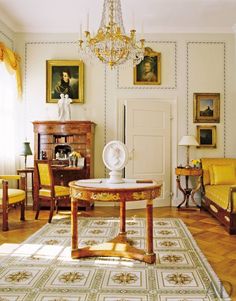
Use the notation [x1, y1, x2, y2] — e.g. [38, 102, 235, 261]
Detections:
[32, 121, 95, 210]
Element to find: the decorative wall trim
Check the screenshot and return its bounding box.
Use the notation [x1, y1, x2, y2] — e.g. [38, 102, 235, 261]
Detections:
[104, 65, 107, 177]
[24, 41, 78, 102]
[117, 40, 177, 90]
[24, 41, 108, 174]
[223, 43, 226, 157]
[186, 41, 226, 156]
[25, 41, 77, 46]
[186, 42, 189, 135]
[0, 31, 14, 49]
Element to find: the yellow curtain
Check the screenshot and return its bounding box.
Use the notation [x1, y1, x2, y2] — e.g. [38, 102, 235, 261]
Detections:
[0, 42, 22, 97]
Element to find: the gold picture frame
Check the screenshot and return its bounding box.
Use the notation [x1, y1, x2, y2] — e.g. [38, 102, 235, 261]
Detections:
[133, 47, 161, 85]
[193, 93, 220, 123]
[197, 125, 217, 148]
[46, 60, 84, 103]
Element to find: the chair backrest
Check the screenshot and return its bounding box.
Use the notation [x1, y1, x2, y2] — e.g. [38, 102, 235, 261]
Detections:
[35, 160, 55, 189]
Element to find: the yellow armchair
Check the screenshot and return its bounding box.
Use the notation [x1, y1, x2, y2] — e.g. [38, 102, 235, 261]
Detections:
[0, 175, 26, 231]
[35, 160, 70, 223]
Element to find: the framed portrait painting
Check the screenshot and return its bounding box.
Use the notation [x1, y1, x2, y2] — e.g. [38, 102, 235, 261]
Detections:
[46, 60, 84, 103]
[197, 125, 217, 148]
[193, 93, 220, 123]
[133, 47, 161, 85]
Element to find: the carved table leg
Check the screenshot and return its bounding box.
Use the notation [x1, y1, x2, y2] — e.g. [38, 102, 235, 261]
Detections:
[120, 200, 126, 235]
[185, 175, 192, 207]
[176, 175, 187, 208]
[191, 175, 201, 208]
[71, 197, 78, 258]
[144, 199, 156, 264]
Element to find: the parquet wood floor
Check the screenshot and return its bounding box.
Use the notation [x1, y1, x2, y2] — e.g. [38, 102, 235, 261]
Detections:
[1, 206, 235, 299]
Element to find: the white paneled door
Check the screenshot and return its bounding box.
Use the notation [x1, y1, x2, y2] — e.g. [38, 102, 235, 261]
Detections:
[125, 99, 171, 208]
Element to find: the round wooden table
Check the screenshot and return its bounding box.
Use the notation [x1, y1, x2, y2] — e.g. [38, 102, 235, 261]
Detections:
[69, 179, 162, 264]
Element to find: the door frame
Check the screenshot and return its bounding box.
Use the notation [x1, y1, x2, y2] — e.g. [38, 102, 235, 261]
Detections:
[116, 98, 178, 206]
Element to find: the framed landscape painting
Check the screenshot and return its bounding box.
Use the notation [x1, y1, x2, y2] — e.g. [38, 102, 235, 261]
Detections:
[197, 125, 217, 148]
[193, 93, 220, 123]
[46, 60, 84, 103]
[133, 47, 161, 85]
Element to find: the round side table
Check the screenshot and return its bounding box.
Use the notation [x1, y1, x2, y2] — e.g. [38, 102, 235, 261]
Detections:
[175, 167, 202, 208]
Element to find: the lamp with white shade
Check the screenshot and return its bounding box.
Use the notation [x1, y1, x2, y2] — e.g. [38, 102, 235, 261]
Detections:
[178, 135, 199, 168]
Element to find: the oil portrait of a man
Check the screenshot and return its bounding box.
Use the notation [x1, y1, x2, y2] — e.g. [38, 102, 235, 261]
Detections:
[46, 60, 84, 103]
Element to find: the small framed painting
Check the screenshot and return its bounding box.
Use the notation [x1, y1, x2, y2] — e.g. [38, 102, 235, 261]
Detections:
[133, 47, 161, 85]
[197, 125, 217, 148]
[193, 93, 220, 123]
[46, 60, 84, 103]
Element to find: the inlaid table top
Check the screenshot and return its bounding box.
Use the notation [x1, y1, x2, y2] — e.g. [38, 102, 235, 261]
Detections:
[70, 179, 161, 203]
[70, 178, 160, 191]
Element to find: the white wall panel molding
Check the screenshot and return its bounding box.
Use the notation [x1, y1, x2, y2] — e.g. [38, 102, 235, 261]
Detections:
[23, 40, 106, 177]
[21, 35, 233, 180]
[24, 40, 78, 101]
[186, 41, 226, 157]
[103, 65, 108, 177]
[117, 41, 177, 90]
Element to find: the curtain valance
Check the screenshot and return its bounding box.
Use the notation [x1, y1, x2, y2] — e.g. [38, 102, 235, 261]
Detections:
[0, 42, 22, 96]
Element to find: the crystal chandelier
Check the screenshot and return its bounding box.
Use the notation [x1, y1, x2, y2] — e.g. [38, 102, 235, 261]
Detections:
[78, 0, 145, 68]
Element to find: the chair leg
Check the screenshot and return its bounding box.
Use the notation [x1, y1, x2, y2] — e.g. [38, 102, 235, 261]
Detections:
[48, 199, 55, 223]
[56, 199, 59, 214]
[2, 182, 9, 231]
[35, 199, 41, 220]
[2, 206, 9, 231]
[20, 201, 25, 221]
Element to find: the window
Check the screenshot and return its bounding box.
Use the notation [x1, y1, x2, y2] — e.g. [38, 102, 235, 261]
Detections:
[0, 62, 19, 173]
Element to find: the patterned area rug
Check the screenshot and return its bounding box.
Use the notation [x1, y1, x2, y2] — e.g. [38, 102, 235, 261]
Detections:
[0, 217, 230, 301]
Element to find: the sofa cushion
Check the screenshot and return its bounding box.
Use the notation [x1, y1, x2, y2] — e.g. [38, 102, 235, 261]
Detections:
[209, 165, 215, 184]
[201, 158, 236, 185]
[0, 188, 25, 204]
[212, 164, 236, 185]
[39, 185, 70, 197]
[205, 185, 236, 212]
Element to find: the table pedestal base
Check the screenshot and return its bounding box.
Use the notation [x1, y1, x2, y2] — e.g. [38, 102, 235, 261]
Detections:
[71, 232, 156, 264]
[70, 179, 162, 265]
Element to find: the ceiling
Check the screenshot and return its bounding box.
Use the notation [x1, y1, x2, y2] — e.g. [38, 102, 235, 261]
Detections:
[0, 0, 236, 34]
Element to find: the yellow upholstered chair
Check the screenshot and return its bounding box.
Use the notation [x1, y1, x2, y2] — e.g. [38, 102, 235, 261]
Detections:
[35, 160, 70, 223]
[0, 175, 26, 231]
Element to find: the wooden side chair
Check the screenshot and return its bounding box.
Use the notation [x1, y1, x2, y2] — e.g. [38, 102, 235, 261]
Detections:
[35, 160, 70, 223]
[0, 175, 26, 231]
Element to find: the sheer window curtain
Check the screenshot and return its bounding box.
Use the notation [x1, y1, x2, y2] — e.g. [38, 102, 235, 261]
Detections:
[0, 62, 20, 174]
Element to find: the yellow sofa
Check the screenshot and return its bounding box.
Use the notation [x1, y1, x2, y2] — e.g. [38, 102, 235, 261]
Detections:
[201, 158, 236, 234]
